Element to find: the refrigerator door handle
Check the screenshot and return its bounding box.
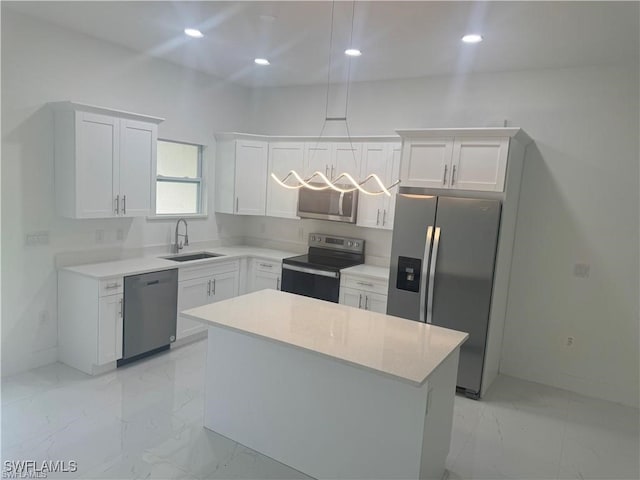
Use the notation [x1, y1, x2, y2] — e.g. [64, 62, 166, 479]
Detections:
[426, 227, 441, 324]
[419, 226, 434, 322]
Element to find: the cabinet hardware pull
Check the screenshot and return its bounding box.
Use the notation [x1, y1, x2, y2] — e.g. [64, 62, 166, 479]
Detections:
[106, 282, 121, 289]
[358, 293, 362, 309]
[118, 298, 123, 317]
[276, 277, 280, 290]
[260, 263, 272, 268]
[115, 195, 120, 215]
[357, 281, 374, 287]
[330, 165, 335, 179]
[451, 165, 457, 185]
[207, 280, 211, 296]
[364, 295, 369, 310]
[236, 198, 239, 213]
[382, 210, 387, 226]
[443, 165, 448, 185]
[376, 209, 380, 225]
[213, 279, 216, 295]
[325, 165, 329, 177]
[123, 195, 126, 215]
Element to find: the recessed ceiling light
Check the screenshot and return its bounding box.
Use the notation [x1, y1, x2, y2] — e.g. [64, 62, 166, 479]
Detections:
[254, 58, 270, 66]
[184, 28, 204, 39]
[345, 49, 362, 57]
[462, 34, 483, 44]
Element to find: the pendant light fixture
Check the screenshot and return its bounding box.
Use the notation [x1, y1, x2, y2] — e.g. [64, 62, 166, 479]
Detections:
[270, 1, 400, 197]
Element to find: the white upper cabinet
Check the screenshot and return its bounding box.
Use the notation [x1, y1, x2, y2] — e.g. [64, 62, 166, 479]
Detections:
[450, 137, 509, 192]
[119, 119, 157, 216]
[235, 140, 268, 215]
[267, 142, 304, 219]
[304, 142, 333, 178]
[215, 135, 268, 216]
[52, 102, 162, 219]
[400, 138, 454, 189]
[357, 143, 401, 230]
[332, 142, 362, 181]
[397, 129, 521, 193]
[304, 142, 362, 182]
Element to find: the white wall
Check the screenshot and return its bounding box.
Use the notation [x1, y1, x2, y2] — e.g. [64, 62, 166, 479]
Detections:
[1, 10, 249, 376]
[246, 66, 640, 407]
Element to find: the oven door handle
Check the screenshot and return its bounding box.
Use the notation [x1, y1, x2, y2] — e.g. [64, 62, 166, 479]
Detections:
[282, 263, 339, 279]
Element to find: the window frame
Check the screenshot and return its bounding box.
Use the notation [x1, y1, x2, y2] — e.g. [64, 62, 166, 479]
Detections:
[149, 139, 207, 219]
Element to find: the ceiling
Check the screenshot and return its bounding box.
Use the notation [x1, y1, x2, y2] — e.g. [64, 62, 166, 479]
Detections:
[5, 1, 639, 87]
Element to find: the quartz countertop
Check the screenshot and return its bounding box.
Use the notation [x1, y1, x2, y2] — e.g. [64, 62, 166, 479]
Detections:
[341, 264, 390, 281]
[61, 246, 298, 279]
[183, 289, 468, 385]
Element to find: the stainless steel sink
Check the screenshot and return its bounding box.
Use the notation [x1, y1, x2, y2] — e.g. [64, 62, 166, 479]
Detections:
[163, 252, 224, 262]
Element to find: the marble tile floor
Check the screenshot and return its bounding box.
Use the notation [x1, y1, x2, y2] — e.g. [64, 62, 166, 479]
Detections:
[1, 339, 638, 480]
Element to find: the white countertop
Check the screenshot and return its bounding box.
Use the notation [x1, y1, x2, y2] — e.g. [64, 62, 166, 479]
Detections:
[341, 264, 389, 281]
[62, 246, 298, 279]
[183, 289, 468, 385]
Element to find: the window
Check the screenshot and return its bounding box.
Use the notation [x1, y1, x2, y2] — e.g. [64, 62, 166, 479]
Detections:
[155, 140, 204, 215]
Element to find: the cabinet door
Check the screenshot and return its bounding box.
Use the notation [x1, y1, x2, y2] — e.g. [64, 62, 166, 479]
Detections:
[363, 292, 388, 314]
[98, 294, 123, 364]
[251, 271, 280, 292]
[400, 138, 453, 188]
[177, 277, 211, 340]
[267, 142, 304, 218]
[211, 271, 239, 302]
[382, 144, 402, 230]
[119, 119, 156, 216]
[304, 142, 332, 178]
[333, 142, 362, 182]
[450, 137, 509, 192]
[235, 140, 268, 215]
[356, 143, 388, 228]
[339, 287, 364, 309]
[76, 112, 118, 218]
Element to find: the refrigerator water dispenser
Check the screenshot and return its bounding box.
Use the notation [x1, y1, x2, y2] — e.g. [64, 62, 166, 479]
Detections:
[396, 256, 421, 292]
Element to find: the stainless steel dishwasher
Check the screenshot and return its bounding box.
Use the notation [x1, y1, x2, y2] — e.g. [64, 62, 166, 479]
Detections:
[118, 268, 178, 366]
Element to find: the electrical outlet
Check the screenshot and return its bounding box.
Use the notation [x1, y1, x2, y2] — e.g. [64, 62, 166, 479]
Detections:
[298, 227, 304, 241]
[95, 229, 104, 243]
[25, 231, 50, 246]
[260, 222, 266, 234]
[573, 263, 590, 278]
[116, 229, 124, 241]
[566, 336, 574, 347]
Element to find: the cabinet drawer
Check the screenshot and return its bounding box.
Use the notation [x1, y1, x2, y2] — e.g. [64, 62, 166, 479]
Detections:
[254, 259, 281, 273]
[179, 260, 240, 282]
[99, 277, 124, 296]
[341, 275, 388, 295]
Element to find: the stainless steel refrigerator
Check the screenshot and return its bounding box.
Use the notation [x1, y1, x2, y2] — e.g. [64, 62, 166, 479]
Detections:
[387, 193, 501, 399]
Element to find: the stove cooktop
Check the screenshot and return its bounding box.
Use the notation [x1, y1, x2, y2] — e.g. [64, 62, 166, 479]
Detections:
[282, 253, 363, 273]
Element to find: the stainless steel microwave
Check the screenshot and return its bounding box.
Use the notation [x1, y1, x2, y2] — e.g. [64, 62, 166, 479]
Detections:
[297, 184, 359, 223]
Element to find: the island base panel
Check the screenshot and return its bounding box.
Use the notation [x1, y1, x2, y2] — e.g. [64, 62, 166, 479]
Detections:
[204, 325, 460, 480]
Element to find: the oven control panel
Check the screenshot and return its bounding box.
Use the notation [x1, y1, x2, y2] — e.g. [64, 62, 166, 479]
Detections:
[309, 234, 365, 254]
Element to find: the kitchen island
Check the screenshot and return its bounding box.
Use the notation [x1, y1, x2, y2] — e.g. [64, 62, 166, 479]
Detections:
[183, 289, 468, 480]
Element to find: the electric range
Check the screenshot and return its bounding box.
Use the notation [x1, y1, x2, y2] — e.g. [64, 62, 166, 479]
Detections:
[281, 233, 365, 303]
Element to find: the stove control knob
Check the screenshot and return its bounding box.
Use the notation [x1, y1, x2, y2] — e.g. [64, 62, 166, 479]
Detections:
[355, 242, 360, 247]
[347, 241, 353, 247]
[311, 235, 316, 241]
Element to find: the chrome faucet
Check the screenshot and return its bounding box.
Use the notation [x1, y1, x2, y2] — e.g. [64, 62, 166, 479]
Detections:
[174, 218, 189, 253]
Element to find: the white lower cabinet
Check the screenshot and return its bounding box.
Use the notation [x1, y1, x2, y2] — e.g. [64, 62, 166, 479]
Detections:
[98, 294, 123, 365]
[177, 261, 240, 340]
[339, 271, 389, 314]
[247, 258, 281, 293]
[58, 272, 125, 375]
